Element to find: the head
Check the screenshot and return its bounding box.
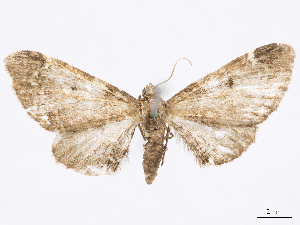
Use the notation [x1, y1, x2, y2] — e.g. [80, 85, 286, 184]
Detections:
[142, 83, 161, 99]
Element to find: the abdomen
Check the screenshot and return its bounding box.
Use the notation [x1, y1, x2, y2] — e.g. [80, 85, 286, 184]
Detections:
[142, 118, 166, 184]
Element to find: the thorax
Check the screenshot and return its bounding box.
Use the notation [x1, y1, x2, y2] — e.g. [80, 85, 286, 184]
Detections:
[138, 84, 167, 140]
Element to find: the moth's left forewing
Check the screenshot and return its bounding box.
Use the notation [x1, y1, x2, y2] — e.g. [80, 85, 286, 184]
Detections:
[166, 43, 295, 166]
[167, 43, 295, 126]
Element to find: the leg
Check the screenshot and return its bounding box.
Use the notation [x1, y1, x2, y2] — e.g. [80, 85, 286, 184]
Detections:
[138, 123, 146, 141]
[164, 126, 174, 140]
[161, 126, 171, 166]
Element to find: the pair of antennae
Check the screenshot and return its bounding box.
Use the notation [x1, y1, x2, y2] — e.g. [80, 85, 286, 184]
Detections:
[155, 58, 192, 87]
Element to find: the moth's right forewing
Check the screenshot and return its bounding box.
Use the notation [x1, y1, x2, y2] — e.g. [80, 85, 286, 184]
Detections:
[167, 43, 295, 126]
[4, 51, 141, 132]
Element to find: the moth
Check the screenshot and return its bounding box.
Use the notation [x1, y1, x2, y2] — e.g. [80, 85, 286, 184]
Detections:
[4, 43, 295, 184]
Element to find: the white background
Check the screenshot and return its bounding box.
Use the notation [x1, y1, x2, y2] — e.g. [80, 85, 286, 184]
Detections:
[0, 1, 299, 225]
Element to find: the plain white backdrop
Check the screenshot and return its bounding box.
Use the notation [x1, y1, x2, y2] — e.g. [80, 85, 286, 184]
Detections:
[0, 1, 299, 225]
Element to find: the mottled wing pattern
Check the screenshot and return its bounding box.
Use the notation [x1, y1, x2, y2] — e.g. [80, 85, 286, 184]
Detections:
[166, 43, 295, 166]
[4, 51, 140, 131]
[168, 118, 257, 165]
[53, 119, 138, 175]
[4, 51, 141, 175]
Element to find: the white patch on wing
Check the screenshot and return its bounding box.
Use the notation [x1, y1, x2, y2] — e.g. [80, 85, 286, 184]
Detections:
[208, 80, 220, 87]
[26, 106, 38, 113]
[247, 50, 256, 66]
[40, 115, 50, 125]
[217, 145, 232, 154]
[44, 62, 51, 69]
[215, 130, 226, 139]
[85, 84, 92, 91]
[78, 165, 113, 176]
[256, 108, 269, 115]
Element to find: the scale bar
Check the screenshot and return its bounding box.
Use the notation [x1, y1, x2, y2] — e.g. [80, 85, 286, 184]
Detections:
[257, 217, 292, 218]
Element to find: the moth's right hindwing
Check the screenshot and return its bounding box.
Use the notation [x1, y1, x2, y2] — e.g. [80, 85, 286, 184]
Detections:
[53, 118, 138, 175]
[5, 51, 141, 175]
[166, 43, 295, 166]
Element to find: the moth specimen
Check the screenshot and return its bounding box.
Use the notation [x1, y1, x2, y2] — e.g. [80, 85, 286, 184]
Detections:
[4, 43, 295, 184]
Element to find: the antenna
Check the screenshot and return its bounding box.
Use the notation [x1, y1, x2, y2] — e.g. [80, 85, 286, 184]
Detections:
[155, 58, 192, 87]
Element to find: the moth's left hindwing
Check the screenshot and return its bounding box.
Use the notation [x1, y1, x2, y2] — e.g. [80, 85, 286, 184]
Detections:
[5, 51, 141, 175]
[166, 43, 295, 166]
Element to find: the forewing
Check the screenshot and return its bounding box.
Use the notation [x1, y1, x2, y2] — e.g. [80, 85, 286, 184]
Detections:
[167, 43, 295, 126]
[167, 118, 256, 166]
[53, 118, 138, 175]
[4, 51, 140, 132]
[166, 43, 294, 166]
